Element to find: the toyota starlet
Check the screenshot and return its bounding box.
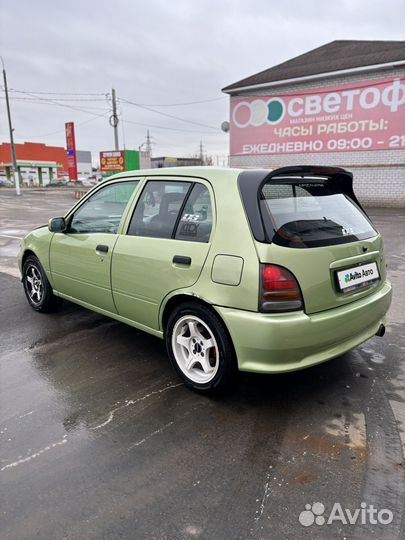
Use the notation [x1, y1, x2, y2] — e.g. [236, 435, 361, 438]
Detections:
[18, 166, 392, 392]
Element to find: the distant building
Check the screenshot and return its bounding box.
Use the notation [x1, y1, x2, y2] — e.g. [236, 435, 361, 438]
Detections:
[0, 142, 94, 185]
[139, 151, 151, 169]
[0, 142, 68, 186]
[76, 150, 92, 179]
[222, 40, 405, 207]
[151, 156, 202, 168]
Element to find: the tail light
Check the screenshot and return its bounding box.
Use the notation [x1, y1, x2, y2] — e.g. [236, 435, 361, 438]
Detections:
[260, 264, 303, 312]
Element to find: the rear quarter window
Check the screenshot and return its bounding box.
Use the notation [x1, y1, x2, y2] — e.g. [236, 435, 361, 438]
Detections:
[260, 182, 377, 248]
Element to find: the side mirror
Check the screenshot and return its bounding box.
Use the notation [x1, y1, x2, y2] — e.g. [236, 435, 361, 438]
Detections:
[48, 217, 66, 233]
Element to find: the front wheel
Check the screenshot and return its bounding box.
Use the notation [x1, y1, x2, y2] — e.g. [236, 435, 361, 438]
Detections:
[22, 255, 62, 312]
[166, 303, 235, 393]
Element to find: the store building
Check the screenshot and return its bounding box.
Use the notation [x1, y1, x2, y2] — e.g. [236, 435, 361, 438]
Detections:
[0, 142, 68, 186]
[0, 142, 94, 185]
[222, 40, 405, 207]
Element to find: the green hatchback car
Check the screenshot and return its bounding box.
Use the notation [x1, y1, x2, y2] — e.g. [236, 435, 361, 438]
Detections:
[19, 166, 392, 392]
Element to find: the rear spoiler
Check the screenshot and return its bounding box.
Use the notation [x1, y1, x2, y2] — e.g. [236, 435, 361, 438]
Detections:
[238, 165, 363, 243]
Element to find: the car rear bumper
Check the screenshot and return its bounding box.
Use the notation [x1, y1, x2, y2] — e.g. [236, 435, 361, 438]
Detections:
[214, 280, 392, 373]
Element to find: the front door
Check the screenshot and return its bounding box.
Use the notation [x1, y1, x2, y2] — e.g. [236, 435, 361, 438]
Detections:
[50, 180, 139, 312]
[111, 179, 213, 329]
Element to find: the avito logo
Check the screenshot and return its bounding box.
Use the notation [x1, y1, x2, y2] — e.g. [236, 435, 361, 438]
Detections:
[345, 270, 362, 283]
[298, 501, 394, 527]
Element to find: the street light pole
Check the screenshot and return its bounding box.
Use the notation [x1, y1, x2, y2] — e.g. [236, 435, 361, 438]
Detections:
[1, 56, 20, 196]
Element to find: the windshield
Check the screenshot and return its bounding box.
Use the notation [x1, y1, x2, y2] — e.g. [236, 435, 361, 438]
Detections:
[260, 181, 377, 248]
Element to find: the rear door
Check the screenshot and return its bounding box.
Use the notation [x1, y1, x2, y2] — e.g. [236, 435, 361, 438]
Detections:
[252, 172, 385, 314]
[111, 178, 214, 329]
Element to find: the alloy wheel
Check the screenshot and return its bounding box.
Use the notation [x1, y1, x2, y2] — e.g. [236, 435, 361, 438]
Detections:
[172, 315, 220, 384]
[25, 265, 43, 305]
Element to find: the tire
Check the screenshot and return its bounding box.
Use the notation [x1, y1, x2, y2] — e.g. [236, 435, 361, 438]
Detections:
[22, 255, 62, 313]
[166, 302, 236, 393]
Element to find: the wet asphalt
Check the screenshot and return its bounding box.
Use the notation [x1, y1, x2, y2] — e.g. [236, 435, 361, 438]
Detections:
[0, 189, 404, 540]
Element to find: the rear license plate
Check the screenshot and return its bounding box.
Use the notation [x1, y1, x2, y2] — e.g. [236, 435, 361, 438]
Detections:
[337, 262, 380, 293]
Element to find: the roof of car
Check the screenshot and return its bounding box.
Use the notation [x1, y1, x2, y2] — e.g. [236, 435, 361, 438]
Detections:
[106, 165, 354, 185]
[222, 40, 405, 92]
[105, 166, 244, 182]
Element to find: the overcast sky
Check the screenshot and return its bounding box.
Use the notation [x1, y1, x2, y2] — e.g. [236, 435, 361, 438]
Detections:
[1, 0, 404, 165]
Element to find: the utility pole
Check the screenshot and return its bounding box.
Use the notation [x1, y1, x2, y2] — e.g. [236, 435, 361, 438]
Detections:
[111, 88, 119, 151]
[145, 129, 152, 156]
[1, 56, 20, 195]
[199, 140, 204, 165]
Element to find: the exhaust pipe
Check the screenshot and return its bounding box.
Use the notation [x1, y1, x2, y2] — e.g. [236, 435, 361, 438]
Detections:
[375, 324, 386, 337]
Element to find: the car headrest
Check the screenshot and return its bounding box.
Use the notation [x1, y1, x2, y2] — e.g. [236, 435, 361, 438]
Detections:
[159, 192, 185, 215]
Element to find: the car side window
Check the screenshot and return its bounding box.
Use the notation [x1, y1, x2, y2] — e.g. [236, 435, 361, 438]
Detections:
[127, 181, 191, 238]
[174, 184, 213, 243]
[69, 181, 139, 234]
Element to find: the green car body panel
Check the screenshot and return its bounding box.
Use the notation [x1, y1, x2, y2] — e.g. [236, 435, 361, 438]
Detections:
[18, 166, 392, 374]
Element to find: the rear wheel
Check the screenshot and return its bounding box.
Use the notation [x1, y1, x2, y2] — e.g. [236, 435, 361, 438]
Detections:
[166, 303, 235, 393]
[23, 255, 62, 312]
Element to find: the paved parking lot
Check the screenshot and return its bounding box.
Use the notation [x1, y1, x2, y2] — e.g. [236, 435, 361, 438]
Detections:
[0, 189, 404, 540]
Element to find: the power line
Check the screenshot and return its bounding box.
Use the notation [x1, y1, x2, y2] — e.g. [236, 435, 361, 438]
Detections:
[7, 89, 107, 96]
[5, 88, 225, 106]
[2, 95, 109, 102]
[17, 111, 109, 139]
[4, 88, 111, 117]
[122, 117, 218, 134]
[0, 97, 110, 112]
[2, 87, 223, 130]
[128, 96, 227, 107]
[119, 97, 220, 131]
[1, 86, 224, 138]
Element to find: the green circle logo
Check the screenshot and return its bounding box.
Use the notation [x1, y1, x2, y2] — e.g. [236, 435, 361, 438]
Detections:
[267, 98, 285, 124]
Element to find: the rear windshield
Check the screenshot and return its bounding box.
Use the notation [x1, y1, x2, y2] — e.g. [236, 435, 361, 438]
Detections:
[260, 181, 377, 248]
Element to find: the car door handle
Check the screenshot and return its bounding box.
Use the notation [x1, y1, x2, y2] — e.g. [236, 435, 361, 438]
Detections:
[173, 255, 191, 266]
[96, 244, 109, 253]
